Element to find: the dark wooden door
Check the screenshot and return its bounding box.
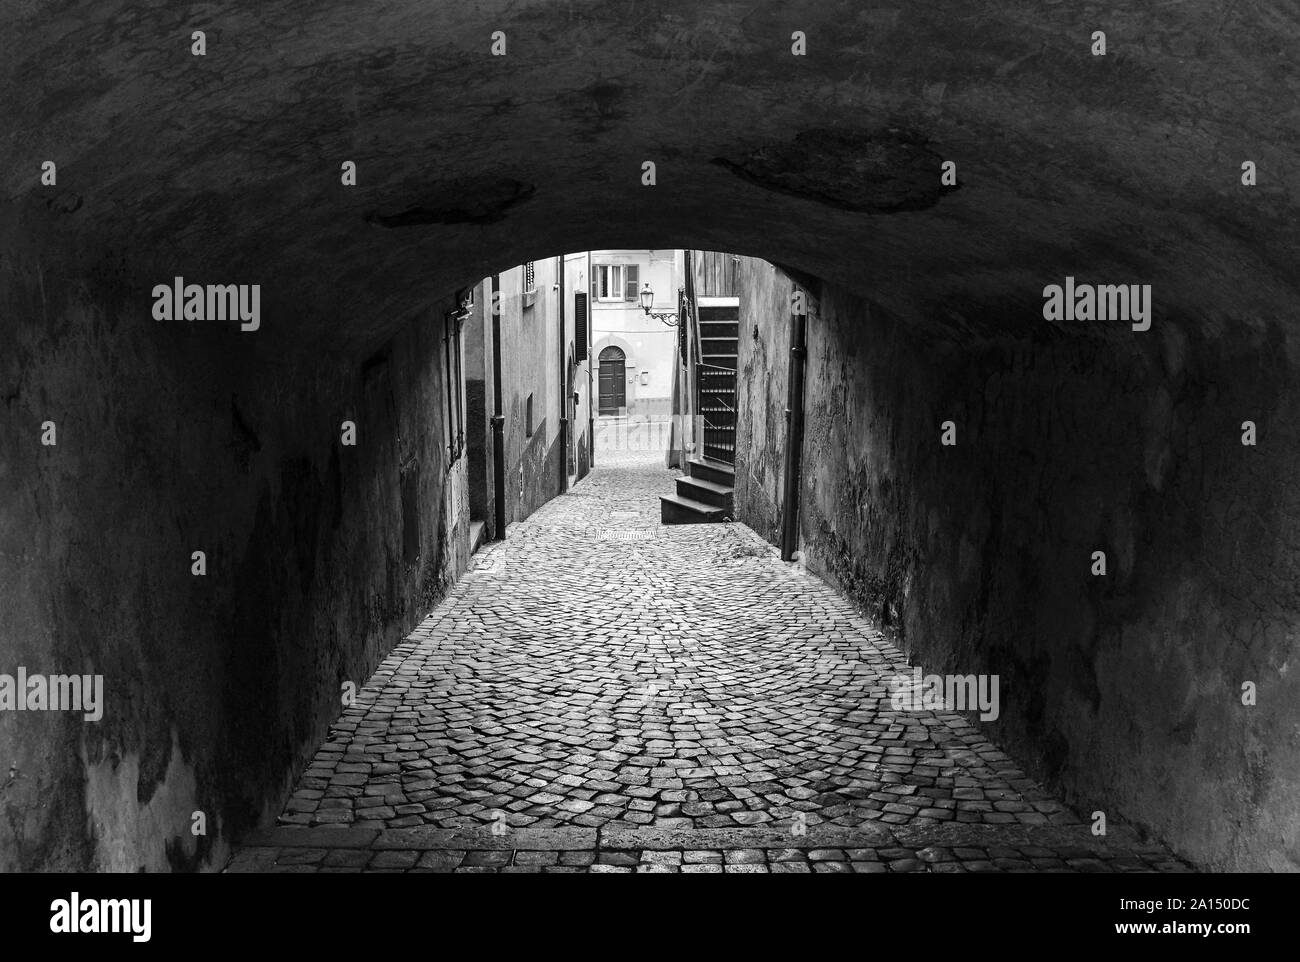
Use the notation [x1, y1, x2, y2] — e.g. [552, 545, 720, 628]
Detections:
[598, 347, 625, 414]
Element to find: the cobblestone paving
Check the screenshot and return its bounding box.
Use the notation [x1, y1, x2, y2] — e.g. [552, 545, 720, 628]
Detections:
[229, 824, 1191, 873]
[229, 449, 1189, 872]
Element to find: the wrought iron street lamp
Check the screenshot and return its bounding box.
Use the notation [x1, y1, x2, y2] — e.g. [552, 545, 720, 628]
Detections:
[639, 283, 680, 326]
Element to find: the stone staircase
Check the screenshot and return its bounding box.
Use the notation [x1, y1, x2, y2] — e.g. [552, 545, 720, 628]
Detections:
[660, 456, 734, 524]
[660, 296, 739, 525]
[696, 298, 739, 464]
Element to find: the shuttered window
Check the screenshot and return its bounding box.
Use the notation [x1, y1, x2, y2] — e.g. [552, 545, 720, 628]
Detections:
[575, 292, 589, 361]
[595, 263, 643, 303]
[596, 264, 623, 301]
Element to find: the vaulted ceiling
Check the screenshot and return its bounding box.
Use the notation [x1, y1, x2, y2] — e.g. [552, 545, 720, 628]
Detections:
[4, 0, 1297, 353]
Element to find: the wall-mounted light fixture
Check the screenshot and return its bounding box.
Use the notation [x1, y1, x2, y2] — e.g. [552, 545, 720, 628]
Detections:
[638, 283, 680, 326]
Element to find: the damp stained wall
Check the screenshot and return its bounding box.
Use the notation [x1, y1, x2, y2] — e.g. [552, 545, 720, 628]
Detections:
[0, 253, 470, 871]
[734, 257, 1300, 872]
[497, 261, 565, 525]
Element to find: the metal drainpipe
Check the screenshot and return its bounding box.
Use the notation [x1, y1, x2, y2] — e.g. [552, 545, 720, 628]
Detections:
[490, 275, 507, 541]
[587, 250, 594, 468]
[780, 290, 807, 562]
[557, 254, 568, 494]
[684, 249, 697, 469]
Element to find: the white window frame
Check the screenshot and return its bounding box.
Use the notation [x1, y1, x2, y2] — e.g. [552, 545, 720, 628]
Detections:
[596, 264, 625, 302]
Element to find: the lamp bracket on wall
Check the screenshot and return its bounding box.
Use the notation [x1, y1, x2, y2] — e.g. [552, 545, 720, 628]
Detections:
[638, 283, 682, 326]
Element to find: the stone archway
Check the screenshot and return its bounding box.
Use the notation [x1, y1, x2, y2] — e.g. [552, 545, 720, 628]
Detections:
[2, 1, 1297, 873]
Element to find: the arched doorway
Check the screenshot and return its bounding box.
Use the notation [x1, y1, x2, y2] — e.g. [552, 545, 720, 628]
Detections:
[598, 346, 626, 415]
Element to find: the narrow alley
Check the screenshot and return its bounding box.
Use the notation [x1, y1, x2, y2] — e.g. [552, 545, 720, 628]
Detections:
[8, 2, 1300, 923]
[228, 451, 1186, 874]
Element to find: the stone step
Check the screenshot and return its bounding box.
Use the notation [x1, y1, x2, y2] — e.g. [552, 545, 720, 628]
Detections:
[697, 305, 739, 322]
[677, 474, 733, 509]
[687, 456, 735, 487]
[659, 492, 727, 524]
[700, 337, 738, 354]
[699, 320, 738, 336]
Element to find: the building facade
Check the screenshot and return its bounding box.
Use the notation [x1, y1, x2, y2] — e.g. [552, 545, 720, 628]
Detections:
[587, 249, 681, 421]
[461, 254, 593, 546]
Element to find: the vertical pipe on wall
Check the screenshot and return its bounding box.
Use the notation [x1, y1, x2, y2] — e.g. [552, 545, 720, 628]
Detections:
[587, 250, 594, 467]
[689, 250, 699, 465]
[682, 248, 697, 470]
[452, 294, 465, 460]
[490, 274, 507, 541]
[558, 254, 568, 494]
[780, 288, 807, 562]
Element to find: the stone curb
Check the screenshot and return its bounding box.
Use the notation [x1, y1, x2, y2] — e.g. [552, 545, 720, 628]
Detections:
[251, 822, 1150, 854]
[248, 827, 379, 849]
[599, 825, 893, 851]
[373, 827, 598, 851]
[889, 822, 1145, 850]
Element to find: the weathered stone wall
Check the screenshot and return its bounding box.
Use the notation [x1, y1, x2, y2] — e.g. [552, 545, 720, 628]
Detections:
[516, 419, 561, 524]
[735, 258, 1300, 872]
[734, 260, 792, 545]
[499, 262, 564, 525]
[0, 248, 469, 871]
[463, 281, 495, 530]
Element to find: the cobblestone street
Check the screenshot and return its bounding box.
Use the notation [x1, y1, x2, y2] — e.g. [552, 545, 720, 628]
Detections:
[229, 450, 1187, 873]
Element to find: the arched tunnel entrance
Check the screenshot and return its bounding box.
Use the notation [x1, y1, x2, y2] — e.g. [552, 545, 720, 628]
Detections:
[1, 0, 1297, 888]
